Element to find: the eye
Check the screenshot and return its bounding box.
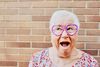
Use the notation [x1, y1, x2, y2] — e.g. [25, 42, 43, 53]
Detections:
[56, 27, 62, 30]
[67, 27, 73, 30]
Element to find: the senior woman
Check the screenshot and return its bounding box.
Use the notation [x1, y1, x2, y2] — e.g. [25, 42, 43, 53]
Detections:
[29, 10, 99, 67]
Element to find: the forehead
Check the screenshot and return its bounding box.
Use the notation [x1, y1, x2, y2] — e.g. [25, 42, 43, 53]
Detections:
[52, 17, 75, 26]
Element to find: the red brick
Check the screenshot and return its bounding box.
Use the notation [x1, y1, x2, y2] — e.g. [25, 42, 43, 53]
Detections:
[0, 35, 5, 41]
[87, 16, 100, 22]
[0, 61, 17, 66]
[0, 54, 6, 61]
[0, 0, 17, 2]
[0, 28, 5, 34]
[87, 2, 100, 8]
[6, 54, 30, 61]
[86, 30, 100, 36]
[95, 57, 100, 66]
[15, 21, 48, 28]
[32, 22, 49, 28]
[0, 22, 7, 28]
[0, 48, 6, 54]
[6, 28, 31, 35]
[18, 54, 31, 61]
[32, 42, 52, 48]
[19, 62, 28, 67]
[5, 35, 17, 41]
[5, 2, 32, 8]
[4, 22, 18, 28]
[19, 0, 43, 2]
[32, 1, 58, 8]
[5, 42, 30, 48]
[0, 9, 18, 15]
[82, 50, 98, 56]
[32, 28, 50, 35]
[78, 15, 85, 22]
[78, 29, 85, 35]
[17, 22, 33, 28]
[80, 23, 98, 29]
[0, 66, 16, 67]
[18, 35, 44, 42]
[16, 22, 47, 28]
[74, 8, 99, 15]
[47, 0, 72, 1]
[45, 8, 72, 16]
[0, 15, 4, 20]
[0, 41, 5, 47]
[78, 36, 99, 42]
[86, 42, 100, 49]
[32, 16, 50, 21]
[6, 48, 19, 54]
[76, 42, 84, 49]
[4, 15, 32, 22]
[58, 1, 85, 8]
[19, 48, 42, 54]
[6, 54, 19, 61]
[74, 0, 99, 1]
[44, 36, 51, 42]
[19, 8, 44, 16]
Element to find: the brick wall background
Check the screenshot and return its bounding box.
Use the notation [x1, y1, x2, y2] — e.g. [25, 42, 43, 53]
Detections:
[0, 0, 100, 67]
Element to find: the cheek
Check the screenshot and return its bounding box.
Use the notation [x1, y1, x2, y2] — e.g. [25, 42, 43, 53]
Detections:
[51, 35, 60, 46]
[70, 34, 78, 42]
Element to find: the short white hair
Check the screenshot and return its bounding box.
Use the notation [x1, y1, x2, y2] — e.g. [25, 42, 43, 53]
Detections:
[49, 10, 80, 30]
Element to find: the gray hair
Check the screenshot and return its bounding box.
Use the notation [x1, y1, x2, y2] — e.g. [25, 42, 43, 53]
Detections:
[49, 10, 80, 30]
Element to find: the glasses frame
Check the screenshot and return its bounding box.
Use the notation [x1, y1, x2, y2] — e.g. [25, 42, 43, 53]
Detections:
[52, 24, 78, 36]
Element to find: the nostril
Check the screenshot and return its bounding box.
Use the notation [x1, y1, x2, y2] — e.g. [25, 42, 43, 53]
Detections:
[61, 36, 69, 39]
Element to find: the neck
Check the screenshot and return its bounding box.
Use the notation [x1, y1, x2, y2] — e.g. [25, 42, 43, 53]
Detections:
[48, 47, 81, 66]
[49, 47, 79, 60]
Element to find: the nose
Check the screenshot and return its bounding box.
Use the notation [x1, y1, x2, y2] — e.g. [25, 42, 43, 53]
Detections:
[61, 30, 69, 39]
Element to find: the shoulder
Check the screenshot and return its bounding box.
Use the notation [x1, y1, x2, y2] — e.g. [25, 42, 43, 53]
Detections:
[82, 51, 97, 61]
[32, 48, 48, 61]
[81, 51, 99, 66]
[28, 48, 49, 67]
[74, 50, 99, 67]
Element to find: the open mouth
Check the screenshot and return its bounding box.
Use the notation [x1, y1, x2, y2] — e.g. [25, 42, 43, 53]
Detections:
[60, 41, 70, 47]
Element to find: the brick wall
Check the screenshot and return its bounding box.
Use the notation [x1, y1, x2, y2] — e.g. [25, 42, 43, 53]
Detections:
[0, 0, 100, 67]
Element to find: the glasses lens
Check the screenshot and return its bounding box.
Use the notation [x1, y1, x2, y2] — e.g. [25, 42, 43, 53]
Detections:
[66, 24, 77, 35]
[52, 25, 63, 36]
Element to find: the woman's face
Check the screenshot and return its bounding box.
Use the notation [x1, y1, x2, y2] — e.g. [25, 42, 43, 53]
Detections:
[50, 19, 78, 58]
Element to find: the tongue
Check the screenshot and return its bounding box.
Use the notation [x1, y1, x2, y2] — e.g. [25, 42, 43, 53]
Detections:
[62, 44, 67, 47]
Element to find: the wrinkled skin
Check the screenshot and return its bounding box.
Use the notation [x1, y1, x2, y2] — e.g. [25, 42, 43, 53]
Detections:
[50, 20, 78, 58]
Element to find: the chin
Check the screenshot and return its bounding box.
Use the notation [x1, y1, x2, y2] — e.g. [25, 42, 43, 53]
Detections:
[58, 46, 73, 58]
[58, 50, 71, 58]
